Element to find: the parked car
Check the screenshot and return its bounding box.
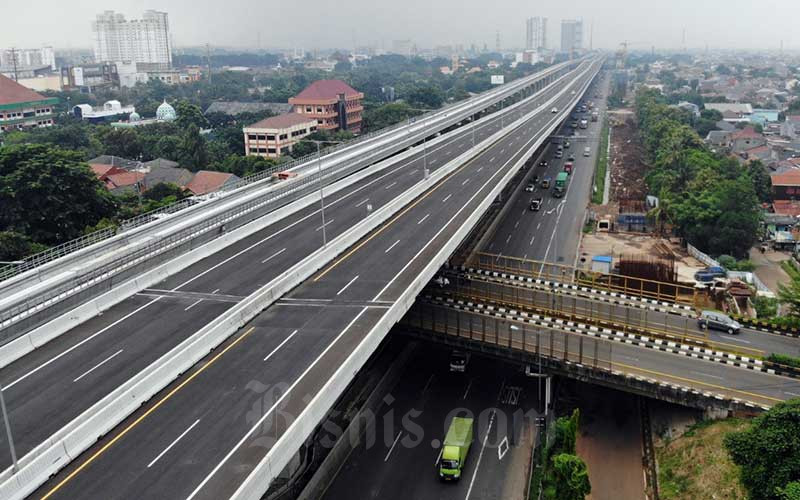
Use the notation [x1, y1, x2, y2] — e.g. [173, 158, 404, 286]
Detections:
[554, 151, 563, 159]
[530, 198, 542, 211]
[567, 153, 575, 161]
[583, 147, 591, 157]
[541, 177, 551, 189]
[698, 310, 741, 335]
[694, 266, 727, 282]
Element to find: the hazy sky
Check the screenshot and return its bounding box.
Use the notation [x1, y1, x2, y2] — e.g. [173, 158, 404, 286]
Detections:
[4, 0, 800, 52]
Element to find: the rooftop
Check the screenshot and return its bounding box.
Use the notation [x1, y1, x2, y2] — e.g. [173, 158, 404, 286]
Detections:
[0, 73, 50, 106]
[705, 103, 754, 115]
[205, 101, 292, 116]
[186, 170, 240, 196]
[772, 200, 800, 217]
[246, 113, 317, 130]
[292, 79, 362, 101]
[770, 169, 800, 186]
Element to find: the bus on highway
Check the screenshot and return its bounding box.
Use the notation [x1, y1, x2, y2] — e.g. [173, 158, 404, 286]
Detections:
[553, 172, 569, 198]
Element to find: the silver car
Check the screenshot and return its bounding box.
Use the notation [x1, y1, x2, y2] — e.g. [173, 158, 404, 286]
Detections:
[698, 310, 741, 334]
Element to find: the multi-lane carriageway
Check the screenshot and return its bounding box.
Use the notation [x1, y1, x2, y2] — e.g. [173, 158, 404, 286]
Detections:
[0, 60, 601, 499]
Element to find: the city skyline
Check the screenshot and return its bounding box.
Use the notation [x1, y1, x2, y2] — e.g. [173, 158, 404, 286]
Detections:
[3, 0, 800, 52]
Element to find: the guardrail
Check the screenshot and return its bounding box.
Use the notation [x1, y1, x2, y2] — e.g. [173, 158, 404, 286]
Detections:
[0, 60, 581, 284]
[687, 243, 772, 294]
[0, 62, 589, 342]
[231, 60, 604, 500]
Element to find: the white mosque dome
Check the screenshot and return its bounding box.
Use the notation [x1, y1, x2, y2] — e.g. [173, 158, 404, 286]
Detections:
[129, 111, 141, 122]
[156, 100, 176, 122]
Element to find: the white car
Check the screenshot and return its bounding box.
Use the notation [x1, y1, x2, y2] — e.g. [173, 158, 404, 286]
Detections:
[525, 183, 535, 192]
[551, 107, 558, 113]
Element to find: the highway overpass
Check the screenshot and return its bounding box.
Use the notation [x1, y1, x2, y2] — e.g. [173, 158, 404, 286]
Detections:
[0, 60, 603, 499]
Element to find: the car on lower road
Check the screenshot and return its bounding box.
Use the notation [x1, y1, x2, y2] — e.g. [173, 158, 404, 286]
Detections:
[564, 141, 571, 149]
[551, 107, 558, 113]
[554, 151, 563, 159]
[449, 350, 470, 372]
[698, 310, 741, 335]
[530, 198, 542, 211]
[525, 182, 535, 192]
[541, 177, 551, 189]
[567, 153, 576, 161]
[538, 160, 548, 168]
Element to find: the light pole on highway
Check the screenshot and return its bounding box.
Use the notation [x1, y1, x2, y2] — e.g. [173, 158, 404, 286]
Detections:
[0, 383, 18, 473]
[296, 138, 343, 248]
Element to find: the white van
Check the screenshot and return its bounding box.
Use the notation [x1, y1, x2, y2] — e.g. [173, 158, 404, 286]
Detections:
[583, 147, 591, 157]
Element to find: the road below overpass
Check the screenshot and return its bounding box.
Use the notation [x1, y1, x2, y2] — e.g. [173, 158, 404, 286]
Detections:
[33, 62, 602, 499]
[0, 63, 586, 472]
[322, 343, 539, 500]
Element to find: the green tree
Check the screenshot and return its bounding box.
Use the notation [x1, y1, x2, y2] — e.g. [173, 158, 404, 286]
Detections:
[725, 399, 800, 500]
[175, 100, 210, 129]
[362, 102, 423, 132]
[0, 231, 47, 261]
[0, 144, 116, 245]
[551, 453, 592, 500]
[778, 482, 800, 500]
[177, 124, 209, 170]
[96, 127, 143, 160]
[779, 272, 800, 317]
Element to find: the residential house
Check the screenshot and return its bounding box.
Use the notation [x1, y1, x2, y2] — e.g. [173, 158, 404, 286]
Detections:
[204, 101, 292, 116]
[772, 200, 800, 217]
[88, 155, 141, 170]
[770, 170, 800, 200]
[705, 103, 753, 123]
[741, 144, 772, 163]
[141, 163, 193, 191]
[186, 171, 241, 196]
[104, 171, 145, 194]
[729, 126, 766, 154]
[705, 130, 732, 149]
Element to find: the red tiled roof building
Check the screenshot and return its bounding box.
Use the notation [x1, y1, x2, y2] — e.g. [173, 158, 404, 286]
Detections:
[288, 79, 364, 133]
[0, 74, 58, 132]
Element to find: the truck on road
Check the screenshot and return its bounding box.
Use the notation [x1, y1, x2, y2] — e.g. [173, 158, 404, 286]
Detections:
[439, 417, 474, 481]
[553, 171, 568, 198]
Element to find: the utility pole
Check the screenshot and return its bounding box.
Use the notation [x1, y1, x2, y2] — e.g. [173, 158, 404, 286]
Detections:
[10, 47, 19, 82]
[205, 43, 212, 84]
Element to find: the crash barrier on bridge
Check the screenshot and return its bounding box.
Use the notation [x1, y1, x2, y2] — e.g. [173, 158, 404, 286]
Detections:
[0, 121, 485, 367]
[0, 64, 589, 349]
[446, 266, 696, 318]
[732, 315, 800, 338]
[229, 61, 604, 500]
[434, 273, 763, 358]
[0, 61, 581, 288]
[401, 301, 773, 411]
[473, 252, 699, 306]
[0, 61, 588, 500]
[687, 244, 771, 294]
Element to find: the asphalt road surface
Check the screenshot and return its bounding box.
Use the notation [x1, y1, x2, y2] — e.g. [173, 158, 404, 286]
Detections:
[0, 62, 589, 471]
[33, 62, 602, 499]
[322, 344, 540, 500]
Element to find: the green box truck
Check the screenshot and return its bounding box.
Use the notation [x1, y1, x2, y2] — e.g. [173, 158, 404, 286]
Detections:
[553, 171, 569, 198]
[439, 417, 474, 481]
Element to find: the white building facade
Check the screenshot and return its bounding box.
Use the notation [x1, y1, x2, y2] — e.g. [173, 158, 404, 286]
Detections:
[92, 10, 172, 68]
[560, 19, 583, 55]
[525, 17, 547, 51]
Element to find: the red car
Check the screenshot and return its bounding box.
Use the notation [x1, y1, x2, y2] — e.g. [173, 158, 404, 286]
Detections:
[563, 162, 574, 175]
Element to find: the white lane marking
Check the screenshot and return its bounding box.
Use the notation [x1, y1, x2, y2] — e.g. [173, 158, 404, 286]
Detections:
[465, 410, 496, 500]
[355, 198, 370, 208]
[385, 181, 397, 190]
[73, 349, 124, 383]
[529, 235, 535, 246]
[336, 275, 360, 296]
[211, 289, 220, 294]
[498, 436, 509, 460]
[147, 419, 201, 468]
[514, 221, 520, 229]
[523, 253, 527, 259]
[422, 374, 435, 394]
[7, 297, 162, 390]
[315, 219, 334, 231]
[409, 169, 419, 175]
[185, 307, 369, 500]
[184, 299, 203, 311]
[506, 234, 512, 244]
[443, 194, 452, 203]
[435, 448, 443, 466]
[463, 378, 473, 400]
[417, 213, 431, 225]
[385, 240, 401, 253]
[264, 330, 298, 362]
[537, 222, 542, 230]
[785, 391, 800, 397]
[384, 431, 403, 462]
[261, 248, 287, 264]
[462, 178, 470, 186]
[691, 370, 725, 381]
[489, 156, 496, 162]
[723, 336, 751, 344]
[477, 166, 483, 172]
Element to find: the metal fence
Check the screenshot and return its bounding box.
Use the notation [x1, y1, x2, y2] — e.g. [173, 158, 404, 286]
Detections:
[403, 301, 613, 371]
[474, 252, 699, 306]
[0, 61, 580, 284]
[687, 243, 772, 294]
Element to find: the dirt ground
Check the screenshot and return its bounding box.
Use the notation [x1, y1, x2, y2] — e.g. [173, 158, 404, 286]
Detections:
[561, 382, 646, 500]
[748, 248, 791, 294]
[608, 115, 649, 203]
[579, 232, 705, 283]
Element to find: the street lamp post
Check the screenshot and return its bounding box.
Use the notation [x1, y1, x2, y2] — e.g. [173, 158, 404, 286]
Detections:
[0, 383, 18, 473]
[296, 138, 343, 248]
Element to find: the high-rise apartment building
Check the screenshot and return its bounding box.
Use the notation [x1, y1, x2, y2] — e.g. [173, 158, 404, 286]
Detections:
[560, 19, 583, 55]
[0, 47, 56, 71]
[92, 10, 172, 68]
[525, 17, 547, 51]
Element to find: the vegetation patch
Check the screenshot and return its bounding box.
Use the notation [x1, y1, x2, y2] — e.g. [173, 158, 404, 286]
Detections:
[591, 119, 609, 205]
[656, 418, 749, 500]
